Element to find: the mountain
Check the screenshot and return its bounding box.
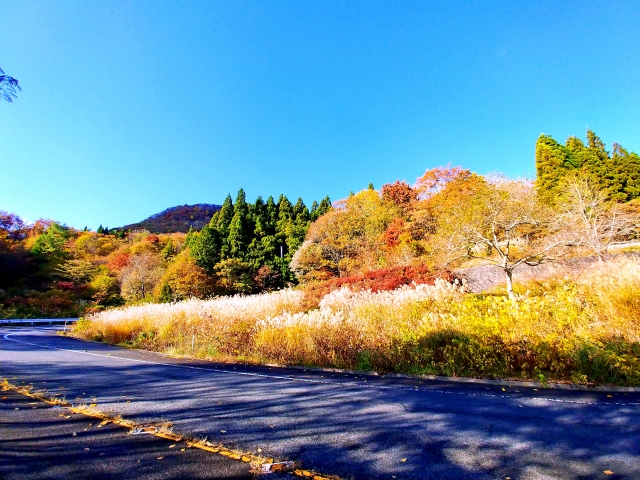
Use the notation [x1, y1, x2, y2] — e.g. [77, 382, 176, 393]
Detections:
[119, 203, 221, 233]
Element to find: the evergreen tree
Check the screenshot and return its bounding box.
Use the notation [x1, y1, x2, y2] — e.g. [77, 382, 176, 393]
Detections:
[251, 196, 267, 238]
[265, 196, 278, 235]
[293, 197, 310, 224]
[536, 130, 640, 204]
[227, 189, 252, 259]
[97, 225, 104, 234]
[161, 238, 174, 261]
[216, 194, 234, 258]
[611, 143, 640, 201]
[314, 196, 332, 220]
[188, 224, 222, 274]
[310, 200, 319, 220]
[216, 194, 234, 236]
[158, 283, 173, 303]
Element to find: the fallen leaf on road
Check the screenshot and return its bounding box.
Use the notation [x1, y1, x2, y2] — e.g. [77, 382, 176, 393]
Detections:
[400, 458, 407, 462]
[180, 448, 185, 452]
[220, 430, 226, 433]
[604, 470, 614, 475]
[90, 403, 97, 407]
[1, 396, 6, 400]
[85, 448, 90, 451]
[156, 456, 164, 460]
[169, 445, 175, 448]
[501, 388, 506, 392]
[242, 456, 251, 462]
[607, 395, 613, 398]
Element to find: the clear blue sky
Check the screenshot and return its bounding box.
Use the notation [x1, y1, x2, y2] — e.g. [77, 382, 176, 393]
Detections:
[1, 0, 639, 230]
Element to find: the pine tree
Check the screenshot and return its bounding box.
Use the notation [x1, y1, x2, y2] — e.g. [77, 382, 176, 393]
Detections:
[161, 238, 174, 261]
[216, 194, 234, 258]
[265, 196, 278, 235]
[310, 200, 319, 221]
[535, 134, 576, 204]
[293, 197, 310, 224]
[536, 130, 640, 203]
[315, 196, 332, 219]
[227, 189, 252, 259]
[188, 225, 222, 274]
[216, 194, 234, 236]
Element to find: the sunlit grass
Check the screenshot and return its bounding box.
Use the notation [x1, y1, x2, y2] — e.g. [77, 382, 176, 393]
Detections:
[73, 257, 640, 385]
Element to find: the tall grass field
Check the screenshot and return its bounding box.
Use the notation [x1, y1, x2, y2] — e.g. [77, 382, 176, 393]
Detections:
[73, 257, 640, 386]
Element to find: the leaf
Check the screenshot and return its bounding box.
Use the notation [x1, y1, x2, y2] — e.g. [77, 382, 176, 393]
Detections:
[604, 470, 614, 475]
[400, 458, 407, 462]
[156, 456, 164, 460]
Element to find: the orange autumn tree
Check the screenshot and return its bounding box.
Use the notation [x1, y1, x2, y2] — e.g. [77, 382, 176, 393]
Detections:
[291, 189, 397, 280]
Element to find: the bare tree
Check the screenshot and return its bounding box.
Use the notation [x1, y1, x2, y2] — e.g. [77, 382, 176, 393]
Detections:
[435, 177, 573, 299]
[558, 175, 639, 261]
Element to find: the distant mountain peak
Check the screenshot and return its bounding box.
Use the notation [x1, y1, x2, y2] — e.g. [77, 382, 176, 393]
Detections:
[119, 203, 221, 233]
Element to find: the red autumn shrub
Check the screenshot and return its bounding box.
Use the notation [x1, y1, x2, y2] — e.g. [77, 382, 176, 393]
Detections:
[302, 265, 457, 309]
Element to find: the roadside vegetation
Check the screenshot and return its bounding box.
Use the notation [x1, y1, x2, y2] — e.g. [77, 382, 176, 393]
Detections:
[4, 129, 640, 385]
[74, 256, 640, 385]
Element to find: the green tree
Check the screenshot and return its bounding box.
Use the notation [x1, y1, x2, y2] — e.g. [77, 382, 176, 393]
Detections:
[227, 188, 253, 259]
[188, 224, 222, 274]
[311, 196, 332, 221]
[216, 194, 234, 236]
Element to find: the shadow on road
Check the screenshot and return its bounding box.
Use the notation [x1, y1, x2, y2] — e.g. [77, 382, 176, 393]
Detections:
[1, 330, 638, 479]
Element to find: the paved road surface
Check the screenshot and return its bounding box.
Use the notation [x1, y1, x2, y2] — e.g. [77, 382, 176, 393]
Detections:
[1, 326, 639, 479]
[0, 388, 258, 480]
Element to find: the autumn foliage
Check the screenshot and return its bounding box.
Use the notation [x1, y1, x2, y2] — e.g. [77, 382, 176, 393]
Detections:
[301, 265, 457, 309]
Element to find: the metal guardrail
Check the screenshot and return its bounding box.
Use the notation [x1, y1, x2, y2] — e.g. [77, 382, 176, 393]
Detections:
[0, 318, 78, 327]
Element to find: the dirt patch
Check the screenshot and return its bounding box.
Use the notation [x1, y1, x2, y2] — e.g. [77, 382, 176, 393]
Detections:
[455, 252, 640, 293]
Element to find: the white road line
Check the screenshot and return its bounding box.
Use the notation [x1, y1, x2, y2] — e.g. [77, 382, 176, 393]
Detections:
[2, 331, 640, 407]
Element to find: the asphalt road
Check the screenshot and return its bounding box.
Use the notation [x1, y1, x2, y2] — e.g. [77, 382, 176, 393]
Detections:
[0, 388, 258, 480]
[1, 326, 639, 479]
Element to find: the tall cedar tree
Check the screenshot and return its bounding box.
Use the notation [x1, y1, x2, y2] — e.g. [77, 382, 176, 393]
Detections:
[536, 130, 640, 204]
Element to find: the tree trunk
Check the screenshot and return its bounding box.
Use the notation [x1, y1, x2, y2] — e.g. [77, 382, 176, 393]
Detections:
[505, 269, 515, 300]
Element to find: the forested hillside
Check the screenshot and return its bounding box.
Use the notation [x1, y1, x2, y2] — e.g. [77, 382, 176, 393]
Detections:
[118, 204, 222, 234]
[0, 191, 330, 318]
[536, 129, 640, 204]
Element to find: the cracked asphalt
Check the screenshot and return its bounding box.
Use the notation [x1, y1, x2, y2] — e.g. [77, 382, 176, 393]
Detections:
[1, 326, 639, 479]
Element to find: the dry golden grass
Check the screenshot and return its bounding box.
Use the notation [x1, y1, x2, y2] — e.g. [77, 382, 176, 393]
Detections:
[74, 257, 640, 385]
